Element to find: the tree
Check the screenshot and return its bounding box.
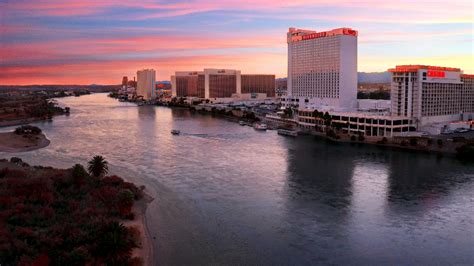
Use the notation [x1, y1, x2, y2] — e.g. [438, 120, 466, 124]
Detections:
[437, 139, 443, 146]
[87, 156, 109, 178]
[96, 222, 137, 264]
[72, 164, 89, 186]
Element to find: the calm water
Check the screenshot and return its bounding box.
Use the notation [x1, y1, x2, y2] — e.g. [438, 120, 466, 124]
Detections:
[1, 93, 473, 265]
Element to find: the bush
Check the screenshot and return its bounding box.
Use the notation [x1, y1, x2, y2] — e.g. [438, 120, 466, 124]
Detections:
[10, 157, 23, 164]
[71, 164, 89, 186]
[326, 129, 337, 139]
[409, 138, 418, 146]
[358, 135, 365, 142]
[437, 139, 443, 146]
[350, 135, 357, 141]
[14, 125, 42, 135]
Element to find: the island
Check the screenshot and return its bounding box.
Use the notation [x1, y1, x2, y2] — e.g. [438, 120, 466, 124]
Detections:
[0, 125, 50, 152]
[0, 156, 153, 265]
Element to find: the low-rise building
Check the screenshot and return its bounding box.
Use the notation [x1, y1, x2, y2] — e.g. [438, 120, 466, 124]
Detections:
[297, 109, 415, 137]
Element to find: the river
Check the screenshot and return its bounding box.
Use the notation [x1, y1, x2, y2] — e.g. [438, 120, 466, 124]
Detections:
[1, 93, 473, 265]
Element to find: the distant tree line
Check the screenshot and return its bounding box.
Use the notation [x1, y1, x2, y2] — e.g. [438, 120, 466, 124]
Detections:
[357, 90, 390, 100]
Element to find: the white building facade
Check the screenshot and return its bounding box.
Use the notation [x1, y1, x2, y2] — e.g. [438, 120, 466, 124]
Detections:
[137, 69, 156, 100]
[286, 27, 358, 111]
[388, 65, 474, 127]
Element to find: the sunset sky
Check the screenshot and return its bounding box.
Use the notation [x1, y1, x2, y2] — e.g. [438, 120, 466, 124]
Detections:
[1, 0, 473, 85]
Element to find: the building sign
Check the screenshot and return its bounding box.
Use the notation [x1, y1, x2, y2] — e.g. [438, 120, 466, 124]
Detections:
[290, 28, 357, 43]
[302, 32, 327, 40]
[427, 70, 445, 78]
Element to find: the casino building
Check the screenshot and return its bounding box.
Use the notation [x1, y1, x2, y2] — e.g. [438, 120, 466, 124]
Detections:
[285, 27, 358, 110]
[388, 65, 474, 127]
[171, 69, 275, 100]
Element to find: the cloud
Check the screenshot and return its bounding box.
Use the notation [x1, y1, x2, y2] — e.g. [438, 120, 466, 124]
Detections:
[0, 0, 472, 84]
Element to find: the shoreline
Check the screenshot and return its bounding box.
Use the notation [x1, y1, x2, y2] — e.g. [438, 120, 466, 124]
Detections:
[0, 131, 50, 152]
[123, 191, 155, 266]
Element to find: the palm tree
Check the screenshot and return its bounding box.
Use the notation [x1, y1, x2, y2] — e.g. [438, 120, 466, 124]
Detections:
[87, 155, 109, 178]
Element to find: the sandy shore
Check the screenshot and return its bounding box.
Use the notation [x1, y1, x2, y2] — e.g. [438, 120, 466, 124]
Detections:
[123, 192, 155, 266]
[0, 132, 50, 152]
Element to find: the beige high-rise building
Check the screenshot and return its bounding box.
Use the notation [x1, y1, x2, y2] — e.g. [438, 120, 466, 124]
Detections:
[137, 69, 156, 100]
[171, 69, 275, 99]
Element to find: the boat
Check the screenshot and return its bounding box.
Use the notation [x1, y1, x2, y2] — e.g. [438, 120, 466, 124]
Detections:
[277, 129, 298, 137]
[171, 130, 181, 135]
[239, 121, 246, 126]
[254, 123, 267, 130]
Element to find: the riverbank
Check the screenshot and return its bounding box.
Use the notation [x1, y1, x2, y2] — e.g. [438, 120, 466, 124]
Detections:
[123, 191, 154, 266]
[0, 94, 70, 128]
[0, 131, 50, 152]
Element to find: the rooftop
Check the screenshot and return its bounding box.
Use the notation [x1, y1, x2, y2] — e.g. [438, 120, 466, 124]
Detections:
[288, 27, 357, 43]
[387, 65, 461, 73]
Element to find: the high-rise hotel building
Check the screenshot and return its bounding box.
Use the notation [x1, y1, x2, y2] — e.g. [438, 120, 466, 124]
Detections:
[388, 65, 474, 127]
[137, 69, 156, 100]
[286, 27, 358, 110]
[171, 69, 275, 100]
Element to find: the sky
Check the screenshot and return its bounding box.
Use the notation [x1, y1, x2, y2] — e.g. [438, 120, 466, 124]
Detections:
[0, 0, 473, 85]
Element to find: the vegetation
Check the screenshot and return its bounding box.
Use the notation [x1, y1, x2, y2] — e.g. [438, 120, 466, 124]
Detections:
[0, 156, 144, 265]
[312, 110, 332, 126]
[282, 107, 293, 118]
[326, 129, 340, 139]
[28, 99, 68, 118]
[437, 139, 443, 146]
[88, 155, 109, 178]
[14, 125, 42, 135]
[357, 89, 390, 100]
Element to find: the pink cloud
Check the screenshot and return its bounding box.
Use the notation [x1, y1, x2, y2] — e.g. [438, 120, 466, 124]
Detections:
[0, 53, 286, 85]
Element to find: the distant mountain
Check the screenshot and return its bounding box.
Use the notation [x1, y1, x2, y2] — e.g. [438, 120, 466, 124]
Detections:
[357, 72, 391, 83]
